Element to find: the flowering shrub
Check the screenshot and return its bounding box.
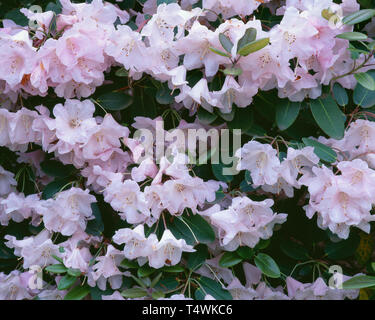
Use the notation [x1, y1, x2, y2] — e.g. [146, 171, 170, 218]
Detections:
[1, 0, 375, 301]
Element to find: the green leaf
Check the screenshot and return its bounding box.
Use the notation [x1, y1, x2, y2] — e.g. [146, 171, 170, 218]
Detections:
[245, 171, 252, 184]
[46, 1, 63, 14]
[137, 265, 155, 278]
[368, 40, 375, 51]
[336, 32, 368, 41]
[254, 253, 281, 278]
[181, 214, 215, 244]
[209, 47, 231, 58]
[212, 163, 235, 183]
[353, 70, 375, 108]
[240, 180, 255, 192]
[302, 138, 337, 163]
[154, 275, 179, 292]
[187, 244, 208, 270]
[237, 38, 270, 56]
[129, 275, 147, 289]
[280, 240, 310, 260]
[167, 212, 216, 245]
[121, 288, 148, 298]
[197, 107, 217, 125]
[67, 268, 82, 277]
[355, 72, 375, 91]
[0, 242, 15, 259]
[120, 258, 139, 269]
[40, 160, 75, 178]
[236, 247, 254, 260]
[276, 100, 301, 131]
[46, 2, 63, 15]
[217, 108, 236, 121]
[85, 203, 104, 236]
[254, 239, 271, 250]
[228, 107, 254, 131]
[45, 264, 67, 274]
[223, 67, 243, 77]
[156, 85, 176, 105]
[97, 92, 133, 110]
[207, 186, 226, 205]
[162, 265, 185, 273]
[89, 286, 112, 301]
[332, 83, 348, 106]
[52, 254, 63, 264]
[151, 273, 163, 288]
[64, 285, 90, 300]
[219, 33, 234, 54]
[348, 43, 369, 58]
[310, 96, 346, 139]
[219, 252, 242, 268]
[342, 9, 375, 25]
[58, 275, 77, 290]
[325, 234, 360, 260]
[151, 291, 165, 299]
[237, 28, 257, 53]
[115, 68, 129, 77]
[342, 275, 375, 289]
[5, 9, 28, 26]
[41, 177, 72, 200]
[196, 276, 232, 300]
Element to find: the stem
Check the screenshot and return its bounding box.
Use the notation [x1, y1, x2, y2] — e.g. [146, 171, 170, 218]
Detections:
[90, 98, 108, 115]
[330, 51, 375, 91]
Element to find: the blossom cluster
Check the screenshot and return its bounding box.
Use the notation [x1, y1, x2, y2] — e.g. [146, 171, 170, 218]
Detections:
[1, 0, 373, 111]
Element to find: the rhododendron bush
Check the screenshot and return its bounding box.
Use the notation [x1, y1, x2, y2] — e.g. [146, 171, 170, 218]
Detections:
[2, 0, 375, 301]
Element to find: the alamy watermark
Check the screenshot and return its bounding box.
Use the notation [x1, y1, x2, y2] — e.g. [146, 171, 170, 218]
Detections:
[132, 120, 242, 176]
[328, 265, 344, 289]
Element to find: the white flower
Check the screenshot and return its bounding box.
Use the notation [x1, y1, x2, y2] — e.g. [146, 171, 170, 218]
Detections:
[40, 188, 96, 236]
[5, 230, 60, 269]
[113, 225, 156, 260]
[236, 141, 280, 186]
[148, 229, 195, 268]
[209, 196, 287, 251]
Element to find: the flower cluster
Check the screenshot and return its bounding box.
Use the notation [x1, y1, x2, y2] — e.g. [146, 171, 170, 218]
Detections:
[1, 0, 372, 111]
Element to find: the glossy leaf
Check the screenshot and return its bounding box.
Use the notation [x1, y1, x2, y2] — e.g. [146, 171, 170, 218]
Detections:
[187, 244, 208, 270]
[310, 96, 346, 139]
[196, 276, 232, 300]
[97, 92, 133, 110]
[45, 264, 68, 274]
[353, 70, 375, 107]
[121, 288, 148, 298]
[276, 100, 301, 131]
[302, 138, 337, 163]
[223, 67, 243, 76]
[237, 38, 269, 56]
[58, 275, 77, 290]
[197, 107, 218, 125]
[343, 275, 375, 289]
[64, 285, 90, 300]
[342, 9, 375, 25]
[336, 32, 368, 41]
[332, 83, 349, 106]
[219, 33, 234, 54]
[280, 240, 309, 260]
[355, 72, 375, 91]
[237, 28, 257, 53]
[209, 47, 231, 58]
[219, 252, 242, 267]
[254, 253, 281, 278]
